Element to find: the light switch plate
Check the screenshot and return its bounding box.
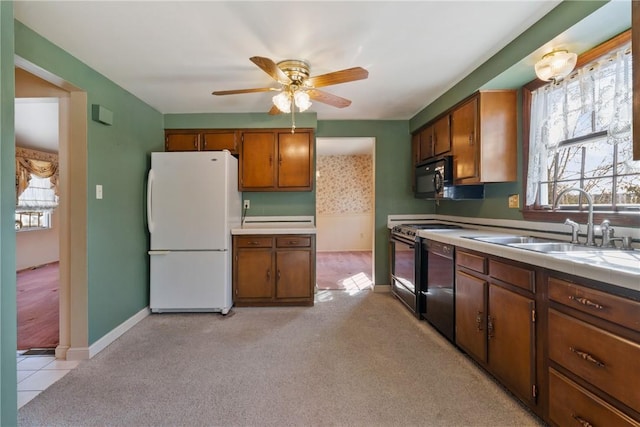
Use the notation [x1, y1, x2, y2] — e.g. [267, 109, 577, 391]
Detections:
[96, 184, 103, 200]
[508, 194, 519, 208]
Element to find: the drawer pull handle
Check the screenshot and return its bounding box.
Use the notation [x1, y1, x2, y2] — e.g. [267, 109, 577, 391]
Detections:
[568, 295, 604, 310]
[266, 269, 271, 281]
[476, 311, 483, 331]
[288, 240, 298, 245]
[487, 315, 494, 338]
[569, 347, 605, 368]
[249, 241, 260, 245]
[572, 414, 593, 427]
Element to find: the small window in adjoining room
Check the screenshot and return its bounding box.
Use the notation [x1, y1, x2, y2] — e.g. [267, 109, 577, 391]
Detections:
[523, 30, 639, 225]
[14, 148, 59, 232]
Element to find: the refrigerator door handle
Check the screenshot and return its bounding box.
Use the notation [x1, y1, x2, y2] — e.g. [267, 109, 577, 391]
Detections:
[148, 250, 170, 255]
[147, 169, 154, 233]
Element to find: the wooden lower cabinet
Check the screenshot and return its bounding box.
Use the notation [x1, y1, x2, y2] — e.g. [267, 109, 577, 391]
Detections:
[232, 234, 315, 306]
[547, 275, 640, 425]
[454, 246, 640, 425]
[455, 249, 537, 409]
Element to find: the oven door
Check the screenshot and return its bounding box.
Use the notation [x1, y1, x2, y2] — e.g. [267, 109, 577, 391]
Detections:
[389, 234, 421, 317]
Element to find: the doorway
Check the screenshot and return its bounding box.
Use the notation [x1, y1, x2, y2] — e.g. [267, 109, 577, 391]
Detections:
[315, 137, 375, 292]
[14, 59, 90, 360]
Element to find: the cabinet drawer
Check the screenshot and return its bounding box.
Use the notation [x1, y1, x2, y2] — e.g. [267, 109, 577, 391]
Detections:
[276, 236, 311, 248]
[549, 368, 640, 427]
[549, 277, 640, 332]
[235, 236, 273, 248]
[456, 251, 486, 274]
[548, 309, 640, 412]
[489, 260, 534, 292]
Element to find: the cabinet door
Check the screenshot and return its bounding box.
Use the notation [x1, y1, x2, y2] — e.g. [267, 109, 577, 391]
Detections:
[235, 249, 273, 299]
[411, 133, 421, 166]
[277, 131, 312, 190]
[419, 125, 433, 162]
[451, 97, 479, 183]
[202, 131, 238, 153]
[432, 115, 451, 156]
[455, 271, 487, 363]
[165, 133, 200, 151]
[488, 283, 535, 405]
[240, 132, 276, 190]
[276, 250, 312, 299]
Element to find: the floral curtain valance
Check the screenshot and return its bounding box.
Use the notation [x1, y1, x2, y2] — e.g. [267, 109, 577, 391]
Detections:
[15, 146, 59, 201]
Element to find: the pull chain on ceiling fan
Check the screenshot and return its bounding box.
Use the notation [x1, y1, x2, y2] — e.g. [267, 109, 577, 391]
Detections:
[212, 56, 368, 132]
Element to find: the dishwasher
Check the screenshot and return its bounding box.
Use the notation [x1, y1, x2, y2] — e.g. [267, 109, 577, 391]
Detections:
[420, 239, 455, 343]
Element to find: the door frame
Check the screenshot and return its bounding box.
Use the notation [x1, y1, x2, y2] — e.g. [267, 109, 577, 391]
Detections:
[15, 56, 89, 360]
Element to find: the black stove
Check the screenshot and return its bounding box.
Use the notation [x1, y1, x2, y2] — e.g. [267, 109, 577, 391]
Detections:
[389, 223, 462, 318]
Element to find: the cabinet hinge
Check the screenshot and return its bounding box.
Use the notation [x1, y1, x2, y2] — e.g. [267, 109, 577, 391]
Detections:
[531, 309, 536, 323]
[532, 384, 537, 398]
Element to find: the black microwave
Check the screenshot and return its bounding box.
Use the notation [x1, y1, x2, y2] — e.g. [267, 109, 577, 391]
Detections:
[414, 155, 484, 200]
[415, 156, 452, 199]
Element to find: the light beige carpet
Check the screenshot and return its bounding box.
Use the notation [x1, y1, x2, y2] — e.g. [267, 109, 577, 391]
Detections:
[18, 290, 544, 426]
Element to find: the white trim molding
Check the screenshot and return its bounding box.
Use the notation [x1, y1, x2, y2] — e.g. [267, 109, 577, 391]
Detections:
[83, 307, 150, 359]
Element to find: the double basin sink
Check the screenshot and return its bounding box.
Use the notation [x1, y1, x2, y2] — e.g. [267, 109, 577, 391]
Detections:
[468, 235, 611, 253]
[466, 235, 639, 274]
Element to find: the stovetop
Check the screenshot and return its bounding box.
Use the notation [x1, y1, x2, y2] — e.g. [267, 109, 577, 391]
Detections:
[391, 223, 462, 238]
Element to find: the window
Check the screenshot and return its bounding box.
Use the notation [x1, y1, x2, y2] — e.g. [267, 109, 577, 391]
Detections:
[15, 147, 59, 232]
[523, 30, 639, 225]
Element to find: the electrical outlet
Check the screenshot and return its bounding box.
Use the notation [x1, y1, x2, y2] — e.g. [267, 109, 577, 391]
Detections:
[508, 194, 519, 209]
[243, 200, 250, 209]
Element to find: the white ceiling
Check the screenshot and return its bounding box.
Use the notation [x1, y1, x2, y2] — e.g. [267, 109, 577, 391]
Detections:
[14, 1, 564, 121]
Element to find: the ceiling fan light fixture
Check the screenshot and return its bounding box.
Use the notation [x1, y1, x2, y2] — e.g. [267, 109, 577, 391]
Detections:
[534, 49, 577, 83]
[294, 91, 312, 112]
[272, 92, 291, 113]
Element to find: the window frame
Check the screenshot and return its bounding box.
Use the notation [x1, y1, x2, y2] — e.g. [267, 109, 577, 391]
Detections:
[521, 29, 639, 227]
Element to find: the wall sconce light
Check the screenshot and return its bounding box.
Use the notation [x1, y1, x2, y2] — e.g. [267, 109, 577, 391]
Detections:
[534, 49, 577, 83]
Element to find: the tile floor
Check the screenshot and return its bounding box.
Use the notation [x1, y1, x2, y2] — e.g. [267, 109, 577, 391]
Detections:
[16, 351, 80, 409]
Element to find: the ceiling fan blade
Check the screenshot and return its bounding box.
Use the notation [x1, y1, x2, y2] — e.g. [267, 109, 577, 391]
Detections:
[268, 105, 282, 115]
[212, 87, 279, 96]
[250, 56, 292, 85]
[307, 67, 368, 88]
[307, 89, 352, 108]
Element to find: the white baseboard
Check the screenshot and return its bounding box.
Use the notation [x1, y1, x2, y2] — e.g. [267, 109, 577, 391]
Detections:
[88, 306, 150, 359]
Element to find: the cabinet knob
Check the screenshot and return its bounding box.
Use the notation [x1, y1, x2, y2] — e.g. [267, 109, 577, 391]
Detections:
[266, 269, 271, 281]
[487, 315, 494, 338]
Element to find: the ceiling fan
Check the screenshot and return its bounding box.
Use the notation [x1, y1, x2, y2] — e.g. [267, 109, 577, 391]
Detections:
[212, 56, 369, 116]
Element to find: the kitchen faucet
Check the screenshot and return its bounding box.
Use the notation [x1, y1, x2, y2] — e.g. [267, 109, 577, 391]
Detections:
[553, 187, 596, 246]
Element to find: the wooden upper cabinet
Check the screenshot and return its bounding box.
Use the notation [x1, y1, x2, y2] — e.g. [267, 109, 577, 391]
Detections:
[451, 90, 516, 185]
[432, 114, 451, 156]
[277, 131, 312, 189]
[239, 129, 314, 191]
[451, 98, 478, 182]
[202, 130, 239, 152]
[419, 124, 434, 162]
[165, 132, 200, 151]
[239, 131, 276, 190]
[165, 129, 239, 154]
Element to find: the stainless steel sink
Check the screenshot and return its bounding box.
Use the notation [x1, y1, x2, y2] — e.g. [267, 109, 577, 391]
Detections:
[509, 242, 607, 252]
[470, 235, 558, 245]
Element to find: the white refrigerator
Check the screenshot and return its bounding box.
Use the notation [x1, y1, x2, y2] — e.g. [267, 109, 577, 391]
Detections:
[147, 150, 241, 313]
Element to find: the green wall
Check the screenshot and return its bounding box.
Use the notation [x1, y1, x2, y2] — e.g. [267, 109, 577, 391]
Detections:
[0, 3, 16, 425]
[14, 21, 165, 345]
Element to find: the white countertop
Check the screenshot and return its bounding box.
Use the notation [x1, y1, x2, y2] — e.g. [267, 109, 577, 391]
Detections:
[232, 215, 317, 235]
[417, 228, 640, 294]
